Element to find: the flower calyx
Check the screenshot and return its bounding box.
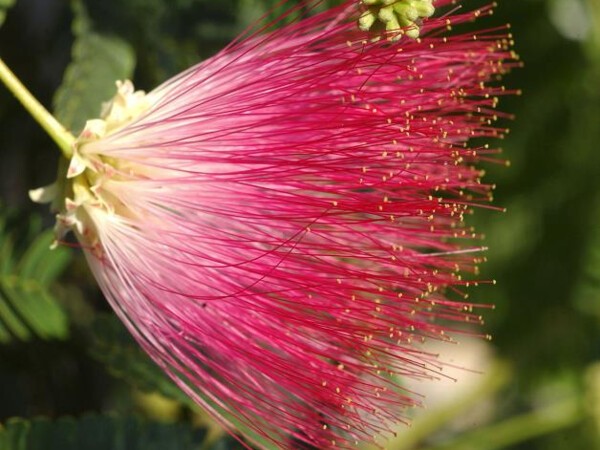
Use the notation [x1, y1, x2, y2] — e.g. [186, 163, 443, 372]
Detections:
[30, 80, 151, 251]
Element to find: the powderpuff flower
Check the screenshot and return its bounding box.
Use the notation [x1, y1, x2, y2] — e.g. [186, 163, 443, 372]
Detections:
[33, 0, 518, 448]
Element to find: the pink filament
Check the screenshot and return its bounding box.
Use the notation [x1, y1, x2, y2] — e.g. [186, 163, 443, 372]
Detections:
[78, 1, 518, 448]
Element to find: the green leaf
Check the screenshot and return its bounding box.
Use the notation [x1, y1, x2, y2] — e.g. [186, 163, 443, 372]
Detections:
[89, 314, 195, 408]
[53, 0, 135, 134]
[0, 215, 14, 276]
[16, 231, 71, 285]
[0, 215, 71, 343]
[0, 274, 69, 340]
[0, 0, 15, 28]
[0, 415, 207, 450]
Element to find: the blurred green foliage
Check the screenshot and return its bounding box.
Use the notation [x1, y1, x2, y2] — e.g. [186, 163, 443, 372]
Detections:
[53, 0, 135, 134]
[0, 217, 70, 342]
[0, 0, 15, 27]
[0, 415, 207, 450]
[89, 314, 196, 408]
[0, 0, 599, 448]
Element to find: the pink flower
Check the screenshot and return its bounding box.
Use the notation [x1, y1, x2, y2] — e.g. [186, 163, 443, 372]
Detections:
[39, 0, 518, 448]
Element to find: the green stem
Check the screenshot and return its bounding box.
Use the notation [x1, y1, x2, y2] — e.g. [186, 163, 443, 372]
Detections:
[422, 397, 584, 450]
[0, 58, 74, 159]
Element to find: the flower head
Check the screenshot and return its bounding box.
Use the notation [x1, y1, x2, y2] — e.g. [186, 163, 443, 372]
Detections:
[36, 1, 518, 448]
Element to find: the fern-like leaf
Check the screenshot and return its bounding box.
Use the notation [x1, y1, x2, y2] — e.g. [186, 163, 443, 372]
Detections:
[0, 415, 207, 450]
[0, 215, 71, 343]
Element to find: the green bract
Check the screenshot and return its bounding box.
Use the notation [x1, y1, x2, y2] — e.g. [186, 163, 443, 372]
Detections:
[358, 0, 435, 39]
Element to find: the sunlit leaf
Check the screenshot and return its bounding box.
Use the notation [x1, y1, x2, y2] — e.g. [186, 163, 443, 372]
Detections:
[53, 0, 135, 134]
